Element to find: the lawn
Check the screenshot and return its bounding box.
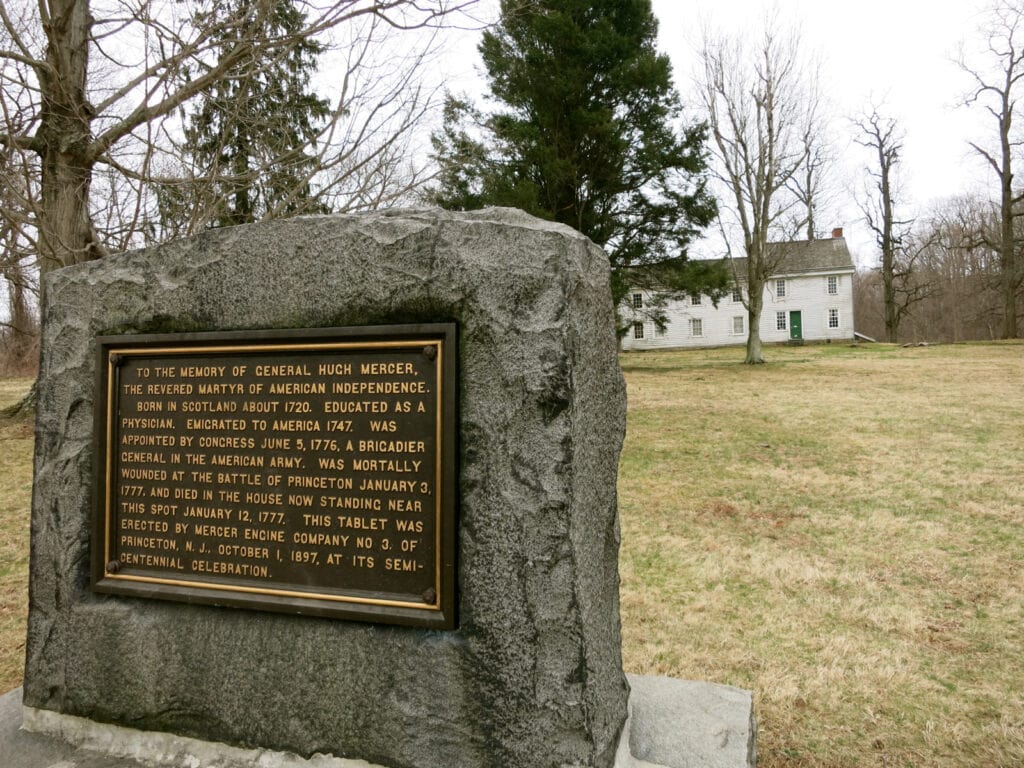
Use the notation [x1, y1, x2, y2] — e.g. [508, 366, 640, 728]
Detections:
[1, 343, 1022, 767]
[0, 377, 34, 693]
[618, 341, 1024, 768]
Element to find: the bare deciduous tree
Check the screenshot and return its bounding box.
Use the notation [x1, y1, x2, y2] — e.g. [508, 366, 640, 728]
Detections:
[0, 17, 39, 368]
[915, 197, 1007, 340]
[0, 0, 478, 297]
[958, 0, 1024, 338]
[696, 15, 829, 363]
[855, 107, 933, 342]
[854, 195, 1012, 343]
[154, 7, 454, 239]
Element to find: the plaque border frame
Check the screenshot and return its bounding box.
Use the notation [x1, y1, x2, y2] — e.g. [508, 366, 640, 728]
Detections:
[91, 323, 458, 630]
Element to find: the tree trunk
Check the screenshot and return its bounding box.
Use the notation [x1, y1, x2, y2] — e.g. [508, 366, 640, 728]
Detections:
[880, 276, 897, 342]
[36, 0, 103, 294]
[882, 254, 897, 343]
[3, 260, 36, 368]
[880, 140, 898, 344]
[1003, 234, 1019, 335]
[745, 271, 765, 364]
[998, 71, 1018, 339]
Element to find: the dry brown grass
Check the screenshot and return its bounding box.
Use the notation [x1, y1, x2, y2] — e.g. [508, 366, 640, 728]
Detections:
[0, 378, 34, 692]
[619, 341, 1024, 768]
[0, 343, 1020, 767]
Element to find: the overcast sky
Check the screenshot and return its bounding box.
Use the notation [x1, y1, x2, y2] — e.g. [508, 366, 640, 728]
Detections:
[441, 1, 1000, 267]
[650, 0, 994, 264]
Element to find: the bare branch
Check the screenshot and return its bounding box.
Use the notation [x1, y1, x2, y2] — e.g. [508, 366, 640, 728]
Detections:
[0, 0, 41, 69]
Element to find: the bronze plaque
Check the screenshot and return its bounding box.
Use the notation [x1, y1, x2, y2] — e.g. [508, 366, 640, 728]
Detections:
[91, 324, 457, 629]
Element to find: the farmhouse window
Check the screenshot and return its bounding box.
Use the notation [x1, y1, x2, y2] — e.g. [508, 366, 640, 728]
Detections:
[689, 318, 703, 337]
[776, 279, 786, 297]
[732, 287, 743, 303]
[827, 275, 838, 295]
[828, 308, 840, 329]
[690, 293, 702, 305]
[732, 316, 745, 335]
[632, 293, 643, 309]
[633, 322, 645, 339]
[776, 311, 787, 331]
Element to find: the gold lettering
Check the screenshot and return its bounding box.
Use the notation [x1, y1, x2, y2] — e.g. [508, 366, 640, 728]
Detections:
[271, 419, 321, 431]
[180, 400, 238, 413]
[183, 506, 235, 520]
[359, 362, 414, 375]
[191, 560, 270, 578]
[120, 451, 166, 464]
[119, 518, 169, 532]
[334, 515, 388, 530]
[145, 383, 193, 396]
[331, 380, 426, 395]
[121, 553, 184, 569]
[384, 558, 421, 572]
[244, 528, 284, 542]
[209, 453, 265, 468]
[110, 342, 444, 601]
[255, 364, 311, 377]
[318, 363, 352, 376]
[242, 400, 280, 413]
[323, 400, 388, 413]
[179, 366, 226, 378]
[356, 440, 425, 454]
[121, 417, 174, 430]
[121, 434, 177, 447]
[119, 535, 179, 550]
[260, 437, 291, 450]
[216, 472, 262, 486]
[387, 499, 422, 513]
[198, 436, 255, 449]
[269, 382, 324, 394]
[184, 418, 248, 431]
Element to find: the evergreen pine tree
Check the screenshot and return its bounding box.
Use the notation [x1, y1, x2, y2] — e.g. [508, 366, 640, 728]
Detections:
[161, 0, 330, 230]
[431, 0, 722, 311]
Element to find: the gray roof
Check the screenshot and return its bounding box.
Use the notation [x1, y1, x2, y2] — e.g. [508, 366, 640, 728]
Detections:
[729, 236, 854, 277]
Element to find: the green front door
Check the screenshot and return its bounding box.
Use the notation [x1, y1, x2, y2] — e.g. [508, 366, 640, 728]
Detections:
[789, 311, 803, 340]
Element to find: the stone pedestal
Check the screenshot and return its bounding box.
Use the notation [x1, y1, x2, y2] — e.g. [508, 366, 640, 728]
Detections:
[4, 681, 757, 768]
[25, 209, 628, 768]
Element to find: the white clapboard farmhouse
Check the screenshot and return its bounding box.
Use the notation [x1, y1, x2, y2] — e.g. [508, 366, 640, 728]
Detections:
[622, 229, 855, 350]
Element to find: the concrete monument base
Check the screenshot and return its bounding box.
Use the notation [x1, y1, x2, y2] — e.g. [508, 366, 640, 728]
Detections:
[1, 677, 755, 768]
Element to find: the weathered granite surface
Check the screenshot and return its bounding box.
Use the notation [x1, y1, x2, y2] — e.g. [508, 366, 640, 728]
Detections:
[5, 679, 757, 768]
[620, 676, 756, 768]
[25, 208, 629, 768]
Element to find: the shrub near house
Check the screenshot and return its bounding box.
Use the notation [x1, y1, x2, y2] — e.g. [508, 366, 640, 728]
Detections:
[624, 229, 855, 349]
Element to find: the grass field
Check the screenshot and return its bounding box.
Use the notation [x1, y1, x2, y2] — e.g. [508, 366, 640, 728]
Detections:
[618, 341, 1024, 768]
[0, 377, 34, 693]
[0, 343, 1021, 766]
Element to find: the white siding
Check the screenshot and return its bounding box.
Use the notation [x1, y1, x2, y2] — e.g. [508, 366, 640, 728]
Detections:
[623, 270, 854, 350]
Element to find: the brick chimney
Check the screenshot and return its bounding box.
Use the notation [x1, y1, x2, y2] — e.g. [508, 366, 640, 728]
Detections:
[832, 227, 844, 239]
